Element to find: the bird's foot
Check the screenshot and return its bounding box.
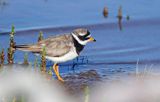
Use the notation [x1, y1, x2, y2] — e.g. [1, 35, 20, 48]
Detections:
[53, 63, 64, 82]
[58, 76, 64, 82]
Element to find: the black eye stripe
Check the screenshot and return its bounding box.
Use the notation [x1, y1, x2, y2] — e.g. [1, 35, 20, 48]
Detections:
[79, 31, 90, 37]
[83, 31, 90, 38]
[78, 36, 90, 41]
[77, 31, 90, 41]
[83, 33, 90, 38]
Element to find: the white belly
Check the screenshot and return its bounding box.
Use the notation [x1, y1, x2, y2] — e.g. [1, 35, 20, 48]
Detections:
[45, 48, 78, 63]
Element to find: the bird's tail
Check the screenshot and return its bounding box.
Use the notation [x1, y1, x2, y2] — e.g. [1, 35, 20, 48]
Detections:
[13, 45, 31, 51]
[13, 44, 41, 52]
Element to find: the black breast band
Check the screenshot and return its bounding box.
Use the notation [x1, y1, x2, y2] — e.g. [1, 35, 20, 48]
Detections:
[72, 35, 84, 55]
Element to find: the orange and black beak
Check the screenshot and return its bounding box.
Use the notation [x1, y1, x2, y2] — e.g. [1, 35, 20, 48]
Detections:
[89, 37, 96, 42]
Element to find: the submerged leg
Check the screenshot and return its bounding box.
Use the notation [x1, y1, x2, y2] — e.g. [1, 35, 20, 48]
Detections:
[53, 63, 64, 82]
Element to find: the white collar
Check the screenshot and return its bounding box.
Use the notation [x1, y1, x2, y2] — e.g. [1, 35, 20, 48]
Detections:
[71, 33, 88, 45]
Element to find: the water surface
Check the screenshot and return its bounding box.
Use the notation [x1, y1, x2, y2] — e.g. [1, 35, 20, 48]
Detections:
[0, 0, 160, 79]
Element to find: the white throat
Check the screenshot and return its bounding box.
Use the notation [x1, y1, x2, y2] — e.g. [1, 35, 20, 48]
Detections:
[71, 33, 88, 45]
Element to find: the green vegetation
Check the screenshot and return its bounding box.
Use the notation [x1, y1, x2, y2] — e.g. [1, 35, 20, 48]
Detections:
[34, 57, 38, 68]
[40, 46, 46, 72]
[10, 25, 15, 48]
[7, 47, 14, 64]
[23, 53, 29, 65]
[0, 25, 50, 74]
[0, 48, 5, 65]
[48, 66, 53, 76]
[38, 31, 44, 42]
[7, 25, 15, 64]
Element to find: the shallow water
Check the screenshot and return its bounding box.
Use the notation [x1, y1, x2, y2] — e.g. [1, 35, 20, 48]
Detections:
[0, 0, 160, 80]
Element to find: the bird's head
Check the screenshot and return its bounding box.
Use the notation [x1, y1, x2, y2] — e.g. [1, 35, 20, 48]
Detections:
[71, 28, 96, 45]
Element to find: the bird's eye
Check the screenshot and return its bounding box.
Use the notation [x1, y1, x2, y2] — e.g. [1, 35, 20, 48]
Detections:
[78, 35, 90, 41]
[83, 33, 90, 38]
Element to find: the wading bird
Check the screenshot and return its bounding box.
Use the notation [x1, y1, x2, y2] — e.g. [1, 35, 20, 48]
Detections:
[14, 28, 96, 82]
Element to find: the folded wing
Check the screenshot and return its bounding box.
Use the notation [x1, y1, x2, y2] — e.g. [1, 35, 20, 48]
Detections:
[15, 34, 73, 57]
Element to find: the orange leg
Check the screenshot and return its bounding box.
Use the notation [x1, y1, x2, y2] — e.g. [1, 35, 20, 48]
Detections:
[53, 63, 64, 82]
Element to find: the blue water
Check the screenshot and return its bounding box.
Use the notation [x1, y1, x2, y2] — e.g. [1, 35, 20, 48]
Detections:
[0, 0, 160, 78]
[0, 0, 160, 32]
